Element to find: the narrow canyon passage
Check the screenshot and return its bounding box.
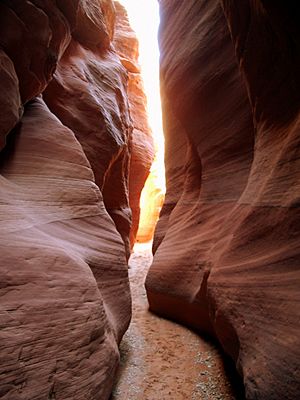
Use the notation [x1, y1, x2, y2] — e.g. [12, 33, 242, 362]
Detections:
[111, 243, 238, 400]
[1, 1, 299, 399]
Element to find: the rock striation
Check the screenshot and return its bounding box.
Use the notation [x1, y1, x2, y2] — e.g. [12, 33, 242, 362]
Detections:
[0, 98, 131, 399]
[0, 1, 152, 399]
[146, 1, 300, 399]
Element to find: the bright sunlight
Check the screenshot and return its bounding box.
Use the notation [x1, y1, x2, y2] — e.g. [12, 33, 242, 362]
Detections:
[119, 0, 165, 241]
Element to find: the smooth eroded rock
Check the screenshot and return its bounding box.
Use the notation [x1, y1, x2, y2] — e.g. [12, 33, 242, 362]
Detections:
[0, 98, 131, 399]
[147, 1, 300, 399]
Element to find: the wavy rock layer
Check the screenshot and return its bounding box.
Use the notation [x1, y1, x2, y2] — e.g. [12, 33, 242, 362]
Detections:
[0, 1, 152, 399]
[146, 1, 300, 399]
[0, 98, 130, 399]
[43, 36, 133, 256]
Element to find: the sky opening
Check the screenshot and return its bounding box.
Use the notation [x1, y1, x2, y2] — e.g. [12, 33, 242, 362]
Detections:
[118, 0, 165, 194]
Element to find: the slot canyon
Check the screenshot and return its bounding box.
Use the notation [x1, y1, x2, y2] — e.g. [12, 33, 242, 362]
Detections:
[0, 1, 299, 400]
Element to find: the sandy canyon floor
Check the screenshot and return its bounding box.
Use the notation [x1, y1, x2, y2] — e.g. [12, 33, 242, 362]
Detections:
[111, 242, 241, 400]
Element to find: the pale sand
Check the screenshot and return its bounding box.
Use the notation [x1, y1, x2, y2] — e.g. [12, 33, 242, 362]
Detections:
[111, 242, 240, 400]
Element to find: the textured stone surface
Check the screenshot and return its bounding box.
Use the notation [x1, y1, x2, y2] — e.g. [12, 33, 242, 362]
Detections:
[44, 1, 153, 258]
[0, 98, 131, 400]
[43, 37, 133, 257]
[0, 0, 71, 104]
[0, 1, 153, 398]
[0, 50, 22, 150]
[146, 1, 300, 399]
[0, 0, 71, 150]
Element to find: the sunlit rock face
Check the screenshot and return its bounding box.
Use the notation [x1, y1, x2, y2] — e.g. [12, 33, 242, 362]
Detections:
[113, 1, 155, 249]
[0, 1, 151, 398]
[136, 169, 165, 243]
[147, 1, 300, 399]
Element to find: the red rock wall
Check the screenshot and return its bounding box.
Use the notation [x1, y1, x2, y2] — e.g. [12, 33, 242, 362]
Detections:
[43, 34, 133, 256]
[146, 1, 300, 399]
[0, 1, 152, 399]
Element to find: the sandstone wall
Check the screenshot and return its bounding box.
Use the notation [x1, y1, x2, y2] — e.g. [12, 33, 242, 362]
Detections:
[0, 1, 152, 398]
[146, 1, 300, 399]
